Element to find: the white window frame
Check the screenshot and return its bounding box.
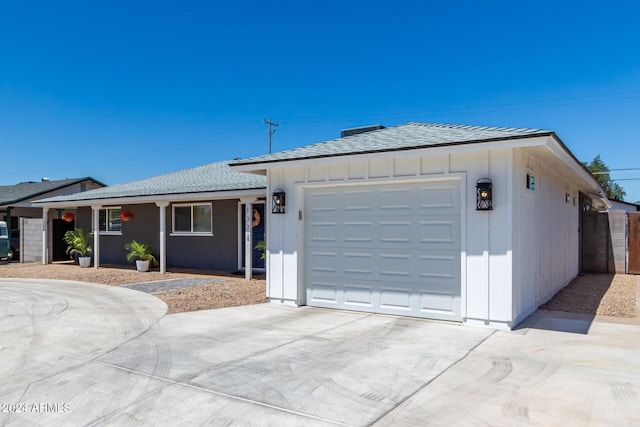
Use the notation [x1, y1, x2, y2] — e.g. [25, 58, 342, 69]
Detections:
[99, 207, 122, 235]
[171, 203, 213, 236]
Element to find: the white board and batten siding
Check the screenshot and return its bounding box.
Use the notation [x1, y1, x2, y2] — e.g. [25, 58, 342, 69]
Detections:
[266, 148, 521, 328]
[511, 148, 580, 325]
[304, 181, 462, 321]
[262, 143, 587, 329]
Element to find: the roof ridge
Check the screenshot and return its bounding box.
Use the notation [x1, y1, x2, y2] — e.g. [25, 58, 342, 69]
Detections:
[231, 121, 553, 166]
[407, 122, 546, 133]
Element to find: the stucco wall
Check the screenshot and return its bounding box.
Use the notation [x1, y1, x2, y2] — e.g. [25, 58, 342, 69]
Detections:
[167, 199, 239, 271]
[98, 204, 160, 266]
[73, 201, 240, 271]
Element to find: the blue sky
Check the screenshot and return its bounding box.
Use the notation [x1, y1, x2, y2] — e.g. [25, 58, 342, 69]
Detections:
[1, 1, 639, 202]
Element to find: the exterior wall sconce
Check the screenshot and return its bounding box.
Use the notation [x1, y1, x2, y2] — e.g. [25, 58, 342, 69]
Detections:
[476, 178, 493, 211]
[272, 189, 286, 214]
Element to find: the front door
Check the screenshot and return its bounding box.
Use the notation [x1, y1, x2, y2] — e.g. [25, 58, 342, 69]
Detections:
[53, 219, 75, 261]
[241, 203, 265, 269]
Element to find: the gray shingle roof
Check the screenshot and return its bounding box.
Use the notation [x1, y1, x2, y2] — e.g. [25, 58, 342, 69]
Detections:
[0, 177, 105, 205]
[37, 161, 266, 203]
[232, 122, 552, 166]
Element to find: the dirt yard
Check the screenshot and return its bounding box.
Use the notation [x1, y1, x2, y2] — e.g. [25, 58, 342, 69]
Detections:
[0, 262, 636, 318]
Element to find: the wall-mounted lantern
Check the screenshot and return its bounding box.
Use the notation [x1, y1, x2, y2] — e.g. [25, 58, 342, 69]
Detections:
[272, 189, 286, 214]
[476, 178, 493, 211]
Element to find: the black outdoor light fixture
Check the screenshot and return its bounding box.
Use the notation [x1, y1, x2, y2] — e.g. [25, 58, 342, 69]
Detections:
[476, 178, 493, 211]
[272, 189, 286, 214]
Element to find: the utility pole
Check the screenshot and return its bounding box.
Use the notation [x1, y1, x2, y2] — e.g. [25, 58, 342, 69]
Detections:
[263, 118, 279, 154]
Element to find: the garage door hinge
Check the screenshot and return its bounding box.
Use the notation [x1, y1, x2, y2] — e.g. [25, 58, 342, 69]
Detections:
[298, 210, 302, 220]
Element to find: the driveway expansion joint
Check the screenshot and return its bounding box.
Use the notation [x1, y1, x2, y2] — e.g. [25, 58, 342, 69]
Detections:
[371, 328, 498, 426]
[92, 359, 351, 427]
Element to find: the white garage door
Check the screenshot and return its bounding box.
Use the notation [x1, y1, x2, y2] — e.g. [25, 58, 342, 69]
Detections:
[304, 180, 461, 321]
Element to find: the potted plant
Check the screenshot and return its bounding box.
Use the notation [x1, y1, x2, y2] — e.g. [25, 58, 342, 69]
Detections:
[63, 228, 92, 268]
[125, 240, 156, 272]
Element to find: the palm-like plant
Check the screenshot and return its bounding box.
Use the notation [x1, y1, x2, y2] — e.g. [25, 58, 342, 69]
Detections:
[124, 240, 157, 265]
[255, 240, 266, 260]
[63, 228, 92, 258]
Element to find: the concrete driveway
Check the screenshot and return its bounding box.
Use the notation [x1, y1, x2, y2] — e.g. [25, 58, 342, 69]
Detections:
[1, 279, 639, 426]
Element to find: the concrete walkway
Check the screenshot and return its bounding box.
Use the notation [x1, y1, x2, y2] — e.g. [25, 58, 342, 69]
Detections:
[122, 277, 229, 293]
[1, 278, 639, 426]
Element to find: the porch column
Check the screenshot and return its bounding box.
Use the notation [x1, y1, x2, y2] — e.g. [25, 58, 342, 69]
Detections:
[240, 197, 258, 281]
[156, 202, 169, 274]
[42, 207, 49, 265]
[91, 205, 102, 269]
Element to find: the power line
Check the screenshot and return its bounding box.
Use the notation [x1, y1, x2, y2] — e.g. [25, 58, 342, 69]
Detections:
[591, 168, 640, 175]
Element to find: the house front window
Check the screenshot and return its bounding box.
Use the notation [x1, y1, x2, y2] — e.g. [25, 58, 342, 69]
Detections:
[99, 207, 122, 234]
[172, 203, 212, 235]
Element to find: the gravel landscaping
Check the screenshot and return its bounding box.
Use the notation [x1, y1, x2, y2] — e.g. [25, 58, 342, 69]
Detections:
[540, 273, 638, 318]
[0, 262, 636, 318]
[0, 262, 267, 314]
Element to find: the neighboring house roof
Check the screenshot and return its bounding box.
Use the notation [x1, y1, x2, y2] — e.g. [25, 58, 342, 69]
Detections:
[232, 122, 553, 166]
[36, 161, 266, 205]
[608, 199, 640, 212]
[0, 177, 105, 206]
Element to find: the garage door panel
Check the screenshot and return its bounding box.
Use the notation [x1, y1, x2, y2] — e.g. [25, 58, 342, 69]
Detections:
[343, 284, 374, 307]
[378, 253, 413, 278]
[308, 278, 460, 310]
[307, 252, 339, 274]
[418, 253, 460, 284]
[308, 221, 339, 243]
[419, 293, 460, 316]
[379, 221, 413, 244]
[308, 216, 459, 250]
[306, 249, 458, 280]
[378, 187, 413, 212]
[379, 286, 413, 310]
[306, 191, 340, 216]
[418, 183, 460, 213]
[342, 189, 375, 212]
[419, 218, 460, 249]
[308, 282, 339, 304]
[342, 252, 375, 276]
[343, 221, 375, 243]
[307, 276, 460, 321]
[305, 180, 461, 322]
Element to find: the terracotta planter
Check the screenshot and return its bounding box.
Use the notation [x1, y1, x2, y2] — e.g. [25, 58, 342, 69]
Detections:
[120, 210, 135, 222]
[136, 260, 150, 272]
[61, 212, 75, 222]
[78, 257, 91, 268]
